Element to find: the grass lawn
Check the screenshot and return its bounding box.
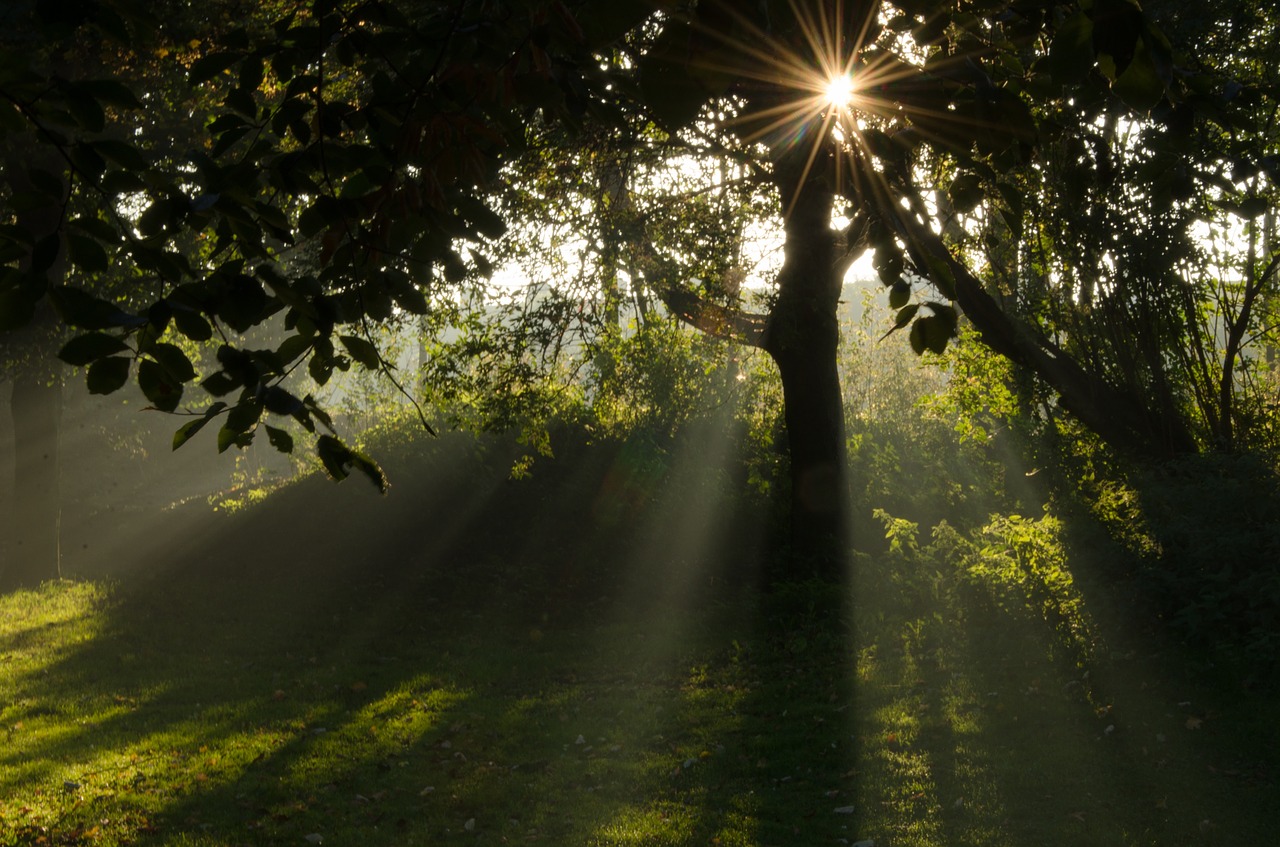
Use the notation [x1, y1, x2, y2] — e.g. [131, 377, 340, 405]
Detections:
[2, 448, 1277, 846]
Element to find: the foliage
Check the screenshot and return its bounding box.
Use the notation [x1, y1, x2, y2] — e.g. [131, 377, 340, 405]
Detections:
[843, 307, 1016, 538]
[4, 0, 1280, 583]
[1070, 452, 1280, 660]
[587, 320, 737, 441]
[869, 507, 1096, 666]
[3, 0, 630, 470]
[926, 318, 1280, 660]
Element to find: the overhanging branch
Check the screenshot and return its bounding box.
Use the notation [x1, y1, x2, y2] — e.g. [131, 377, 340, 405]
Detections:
[656, 285, 769, 348]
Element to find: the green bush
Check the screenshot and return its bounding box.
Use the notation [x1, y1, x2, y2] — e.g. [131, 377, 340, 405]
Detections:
[1127, 453, 1280, 658]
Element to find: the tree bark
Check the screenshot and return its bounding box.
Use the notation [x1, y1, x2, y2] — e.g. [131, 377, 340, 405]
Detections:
[2, 142, 68, 591]
[762, 162, 848, 573]
[3, 372, 62, 589]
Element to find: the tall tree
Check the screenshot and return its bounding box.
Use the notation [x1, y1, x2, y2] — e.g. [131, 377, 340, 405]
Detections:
[2, 0, 1267, 576]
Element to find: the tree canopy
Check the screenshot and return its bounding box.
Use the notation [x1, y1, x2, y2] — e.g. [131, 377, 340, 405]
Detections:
[3, 0, 1278, 570]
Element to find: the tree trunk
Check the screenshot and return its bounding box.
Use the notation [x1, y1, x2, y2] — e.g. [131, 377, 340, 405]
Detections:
[3, 372, 62, 589]
[763, 163, 848, 574]
[2, 145, 67, 591]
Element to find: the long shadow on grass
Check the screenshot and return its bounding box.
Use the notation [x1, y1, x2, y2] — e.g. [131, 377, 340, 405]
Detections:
[845, 529, 1280, 847]
[2, 428, 863, 845]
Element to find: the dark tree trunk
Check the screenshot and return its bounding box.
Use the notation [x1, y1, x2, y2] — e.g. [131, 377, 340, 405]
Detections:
[2, 146, 67, 591]
[3, 372, 62, 589]
[763, 163, 848, 573]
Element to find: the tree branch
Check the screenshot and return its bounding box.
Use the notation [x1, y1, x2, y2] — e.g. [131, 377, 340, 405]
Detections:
[655, 284, 768, 348]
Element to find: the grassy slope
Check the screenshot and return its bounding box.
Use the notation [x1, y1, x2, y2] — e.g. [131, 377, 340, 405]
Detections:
[1, 438, 1277, 846]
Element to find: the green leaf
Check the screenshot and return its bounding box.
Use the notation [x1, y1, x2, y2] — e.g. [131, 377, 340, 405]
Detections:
[1048, 11, 1094, 86]
[888, 281, 911, 310]
[225, 87, 257, 118]
[1111, 36, 1165, 112]
[316, 434, 387, 492]
[86, 356, 131, 394]
[173, 418, 205, 450]
[200, 371, 242, 396]
[32, 234, 61, 273]
[216, 424, 253, 453]
[224, 400, 264, 434]
[150, 342, 198, 382]
[265, 424, 294, 453]
[1232, 196, 1270, 219]
[263, 386, 303, 415]
[881, 303, 920, 340]
[948, 172, 985, 214]
[50, 286, 146, 329]
[908, 315, 928, 354]
[339, 334, 381, 369]
[239, 53, 264, 91]
[58, 332, 129, 366]
[388, 280, 428, 314]
[92, 139, 149, 171]
[316, 433, 353, 481]
[173, 308, 214, 341]
[79, 79, 143, 109]
[923, 255, 958, 301]
[66, 233, 110, 274]
[637, 21, 712, 131]
[172, 402, 227, 450]
[65, 88, 105, 132]
[139, 358, 183, 412]
[350, 448, 388, 493]
[276, 333, 313, 364]
[137, 198, 177, 237]
[908, 307, 956, 356]
[308, 352, 333, 386]
[101, 169, 148, 195]
[71, 144, 108, 181]
[217, 400, 263, 452]
[189, 52, 243, 86]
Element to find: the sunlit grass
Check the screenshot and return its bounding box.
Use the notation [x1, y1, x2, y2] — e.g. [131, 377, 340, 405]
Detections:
[3, 435, 1279, 846]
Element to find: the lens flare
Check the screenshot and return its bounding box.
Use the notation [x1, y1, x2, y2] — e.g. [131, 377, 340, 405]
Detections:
[825, 74, 855, 110]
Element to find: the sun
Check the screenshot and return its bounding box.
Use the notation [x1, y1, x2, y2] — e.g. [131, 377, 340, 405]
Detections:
[824, 73, 856, 110]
